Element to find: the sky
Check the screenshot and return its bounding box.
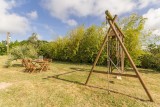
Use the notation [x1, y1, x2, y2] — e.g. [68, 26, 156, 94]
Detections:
[0, 0, 160, 42]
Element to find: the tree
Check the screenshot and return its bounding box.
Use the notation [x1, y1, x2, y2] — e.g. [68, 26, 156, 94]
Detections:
[10, 45, 38, 60]
[119, 14, 146, 66]
[28, 33, 38, 44]
[77, 25, 106, 64]
[141, 44, 160, 71]
[65, 25, 85, 62]
[0, 41, 7, 55]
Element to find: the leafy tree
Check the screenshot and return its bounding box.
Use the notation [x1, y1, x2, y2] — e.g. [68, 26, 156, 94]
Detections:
[141, 44, 160, 71]
[9, 40, 20, 49]
[39, 42, 54, 58]
[10, 44, 38, 60]
[0, 41, 7, 55]
[32, 14, 152, 68]
[78, 25, 105, 64]
[119, 14, 146, 66]
[5, 44, 38, 67]
[148, 43, 160, 54]
[65, 25, 85, 62]
[28, 33, 38, 44]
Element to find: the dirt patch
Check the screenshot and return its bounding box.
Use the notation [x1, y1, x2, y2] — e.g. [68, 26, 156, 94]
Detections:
[0, 82, 12, 90]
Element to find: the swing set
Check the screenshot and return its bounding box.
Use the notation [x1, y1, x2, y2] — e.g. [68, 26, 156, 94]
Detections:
[85, 10, 154, 102]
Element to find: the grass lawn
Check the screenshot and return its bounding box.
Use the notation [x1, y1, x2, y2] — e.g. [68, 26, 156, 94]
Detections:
[0, 56, 160, 107]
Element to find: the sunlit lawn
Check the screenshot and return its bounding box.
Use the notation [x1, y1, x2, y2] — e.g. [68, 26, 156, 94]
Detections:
[0, 56, 160, 107]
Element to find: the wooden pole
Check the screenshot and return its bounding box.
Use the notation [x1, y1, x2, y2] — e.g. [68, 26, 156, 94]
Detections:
[121, 37, 124, 72]
[6, 32, 10, 55]
[110, 37, 113, 73]
[107, 32, 110, 94]
[85, 16, 117, 85]
[108, 20, 154, 102]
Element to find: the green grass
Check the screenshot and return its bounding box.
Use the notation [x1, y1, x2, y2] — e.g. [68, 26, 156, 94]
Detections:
[0, 56, 160, 107]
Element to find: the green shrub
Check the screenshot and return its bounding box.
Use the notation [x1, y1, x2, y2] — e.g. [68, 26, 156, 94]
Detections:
[5, 45, 38, 67]
[0, 41, 7, 55]
[140, 51, 160, 71]
[10, 45, 37, 60]
[30, 14, 150, 68]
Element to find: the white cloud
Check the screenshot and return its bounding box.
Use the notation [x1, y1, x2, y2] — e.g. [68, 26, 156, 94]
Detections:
[42, 0, 160, 27]
[143, 8, 160, 36]
[42, 0, 136, 26]
[137, 0, 160, 9]
[0, 0, 16, 13]
[65, 19, 78, 26]
[44, 24, 55, 34]
[0, 0, 30, 35]
[27, 11, 38, 20]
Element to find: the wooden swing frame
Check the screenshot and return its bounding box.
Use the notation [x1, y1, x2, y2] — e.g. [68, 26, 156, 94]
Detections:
[85, 10, 154, 102]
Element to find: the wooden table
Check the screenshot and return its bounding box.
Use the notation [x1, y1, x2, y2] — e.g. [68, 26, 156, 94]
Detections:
[32, 60, 49, 72]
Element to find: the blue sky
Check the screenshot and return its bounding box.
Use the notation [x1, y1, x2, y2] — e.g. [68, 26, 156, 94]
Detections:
[0, 0, 160, 41]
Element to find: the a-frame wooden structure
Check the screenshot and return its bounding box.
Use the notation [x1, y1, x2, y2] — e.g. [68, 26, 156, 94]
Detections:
[85, 10, 154, 102]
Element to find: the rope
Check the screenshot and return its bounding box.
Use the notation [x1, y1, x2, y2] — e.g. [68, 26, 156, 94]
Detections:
[108, 56, 122, 73]
[106, 37, 110, 94]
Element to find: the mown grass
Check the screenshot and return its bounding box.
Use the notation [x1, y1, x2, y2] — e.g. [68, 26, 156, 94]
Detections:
[0, 56, 160, 107]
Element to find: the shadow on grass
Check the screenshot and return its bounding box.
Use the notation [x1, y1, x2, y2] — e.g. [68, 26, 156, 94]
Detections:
[71, 67, 160, 75]
[12, 64, 23, 67]
[43, 70, 149, 102]
[44, 75, 84, 85]
[70, 67, 138, 78]
[3, 64, 23, 68]
[70, 67, 108, 74]
[125, 68, 159, 74]
[70, 67, 90, 72]
[86, 85, 150, 102]
[51, 71, 78, 77]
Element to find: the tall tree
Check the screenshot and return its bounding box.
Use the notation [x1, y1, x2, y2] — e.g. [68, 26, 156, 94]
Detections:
[119, 14, 146, 66]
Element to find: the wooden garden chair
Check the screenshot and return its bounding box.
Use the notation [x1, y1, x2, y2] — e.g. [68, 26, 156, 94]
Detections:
[43, 58, 52, 70]
[38, 60, 49, 72]
[22, 59, 40, 73]
[22, 59, 31, 72]
[28, 59, 40, 73]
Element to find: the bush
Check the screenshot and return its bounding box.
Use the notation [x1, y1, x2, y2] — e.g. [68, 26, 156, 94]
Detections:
[0, 41, 7, 55]
[10, 45, 38, 60]
[39, 25, 107, 64]
[5, 45, 38, 67]
[140, 47, 160, 71]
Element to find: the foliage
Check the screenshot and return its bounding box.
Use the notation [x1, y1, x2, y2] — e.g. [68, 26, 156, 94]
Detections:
[28, 33, 38, 43]
[39, 14, 148, 66]
[0, 41, 7, 55]
[65, 25, 85, 62]
[120, 14, 146, 66]
[5, 45, 38, 67]
[2, 14, 159, 71]
[39, 25, 106, 64]
[141, 44, 160, 71]
[39, 26, 85, 62]
[0, 40, 22, 56]
[9, 40, 21, 49]
[10, 45, 38, 60]
[77, 25, 106, 64]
